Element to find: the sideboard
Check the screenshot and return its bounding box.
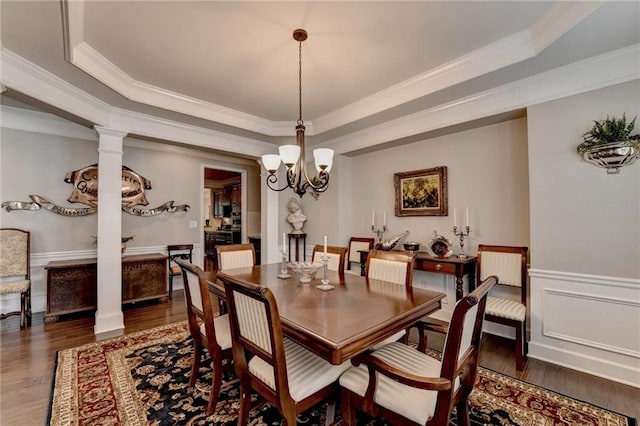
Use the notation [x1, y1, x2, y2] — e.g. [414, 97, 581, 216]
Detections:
[358, 250, 477, 301]
[44, 253, 168, 323]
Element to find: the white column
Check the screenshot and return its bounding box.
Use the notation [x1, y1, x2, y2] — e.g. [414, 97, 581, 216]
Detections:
[259, 160, 281, 264]
[94, 126, 126, 337]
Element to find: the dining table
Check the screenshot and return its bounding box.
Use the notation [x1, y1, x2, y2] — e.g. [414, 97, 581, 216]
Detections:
[209, 263, 445, 365]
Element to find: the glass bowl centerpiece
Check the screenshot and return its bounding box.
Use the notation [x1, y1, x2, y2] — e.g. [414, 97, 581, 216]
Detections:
[289, 261, 323, 283]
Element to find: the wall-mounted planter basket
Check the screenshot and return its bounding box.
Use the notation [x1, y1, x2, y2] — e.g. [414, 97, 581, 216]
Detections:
[580, 141, 640, 174]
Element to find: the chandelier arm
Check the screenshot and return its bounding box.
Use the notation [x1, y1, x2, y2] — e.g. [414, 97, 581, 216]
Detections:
[265, 173, 296, 192]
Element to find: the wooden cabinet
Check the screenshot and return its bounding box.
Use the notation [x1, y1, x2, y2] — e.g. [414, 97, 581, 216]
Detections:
[230, 184, 241, 207]
[44, 253, 168, 322]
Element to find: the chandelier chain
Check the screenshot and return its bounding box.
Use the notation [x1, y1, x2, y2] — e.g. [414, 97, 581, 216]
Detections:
[298, 38, 303, 126]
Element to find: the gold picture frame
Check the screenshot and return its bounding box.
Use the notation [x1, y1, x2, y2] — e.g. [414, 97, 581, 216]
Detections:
[394, 166, 447, 216]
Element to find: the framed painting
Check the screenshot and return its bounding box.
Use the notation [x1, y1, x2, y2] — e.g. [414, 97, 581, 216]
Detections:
[394, 166, 447, 216]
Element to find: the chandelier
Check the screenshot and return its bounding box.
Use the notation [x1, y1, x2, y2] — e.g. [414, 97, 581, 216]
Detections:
[261, 28, 334, 199]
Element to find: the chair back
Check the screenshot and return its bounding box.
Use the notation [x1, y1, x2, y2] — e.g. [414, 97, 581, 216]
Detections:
[436, 275, 497, 420]
[477, 245, 528, 304]
[311, 244, 347, 276]
[175, 259, 224, 355]
[222, 275, 293, 399]
[365, 249, 414, 287]
[167, 244, 193, 276]
[216, 243, 256, 271]
[347, 237, 374, 269]
[0, 228, 30, 279]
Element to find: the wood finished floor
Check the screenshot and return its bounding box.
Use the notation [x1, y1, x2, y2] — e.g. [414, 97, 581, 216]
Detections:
[2, 280, 639, 425]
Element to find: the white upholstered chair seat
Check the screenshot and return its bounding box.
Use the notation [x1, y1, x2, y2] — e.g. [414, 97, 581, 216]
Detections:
[485, 296, 525, 321]
[0, 279, 30, 295]
[249, 337, 351, 402]
[339, 341, 458, 425]
[198, 313, 233, 350]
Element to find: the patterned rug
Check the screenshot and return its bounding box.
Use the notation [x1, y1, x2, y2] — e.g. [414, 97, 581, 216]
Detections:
[47, 322, 636, 426]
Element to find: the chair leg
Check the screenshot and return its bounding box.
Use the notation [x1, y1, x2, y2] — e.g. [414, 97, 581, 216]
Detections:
[168, 276, 174, 300]
[20, 291, 26, 329]
[456, 399, 471, 426]
[237, 381, 252, 426]
[26, 287, 32, 327]
[341, 390, 357, 426]
[206, 362, 223, 415]
[515, 322, 526, 371]
[190, 341, 203, 388]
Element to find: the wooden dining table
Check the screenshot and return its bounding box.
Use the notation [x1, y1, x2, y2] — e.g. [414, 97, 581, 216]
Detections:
[209, 263, 445, 365]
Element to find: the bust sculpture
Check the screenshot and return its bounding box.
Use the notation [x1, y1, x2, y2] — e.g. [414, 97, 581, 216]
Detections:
[286, 197, 307, 234]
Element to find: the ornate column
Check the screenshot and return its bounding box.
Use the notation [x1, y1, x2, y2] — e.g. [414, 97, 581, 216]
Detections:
[259, 159, 281, 265]
[94, 126, 126, 337]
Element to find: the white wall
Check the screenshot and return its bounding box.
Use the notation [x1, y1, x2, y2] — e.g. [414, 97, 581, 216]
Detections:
[349, 118, 531, 312]
[527, 79, 640, 387]
[0, 113, 261, 314]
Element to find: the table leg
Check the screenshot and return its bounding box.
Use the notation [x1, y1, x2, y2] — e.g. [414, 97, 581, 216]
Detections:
[455, 275, 464, 301]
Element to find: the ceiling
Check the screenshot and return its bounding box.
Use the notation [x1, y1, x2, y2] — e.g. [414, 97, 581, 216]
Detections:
[1, 1, 639, 157]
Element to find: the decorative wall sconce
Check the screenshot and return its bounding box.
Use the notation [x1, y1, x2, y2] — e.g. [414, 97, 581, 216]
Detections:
[577, 114, 640, 174]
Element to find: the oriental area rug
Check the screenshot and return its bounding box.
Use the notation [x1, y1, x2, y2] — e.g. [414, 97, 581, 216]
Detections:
[47, 322, 636, 426]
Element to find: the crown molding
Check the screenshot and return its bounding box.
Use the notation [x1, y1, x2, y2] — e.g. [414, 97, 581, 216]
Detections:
[60, 0, 599, 137]
[1, 48, 276, 158]
[324, 44, 640, 155]
[1, 105, 97, 140]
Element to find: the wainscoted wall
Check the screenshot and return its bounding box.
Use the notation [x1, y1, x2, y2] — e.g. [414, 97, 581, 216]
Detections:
[527, 80, 639, 387]
[529, 269, 640, 387]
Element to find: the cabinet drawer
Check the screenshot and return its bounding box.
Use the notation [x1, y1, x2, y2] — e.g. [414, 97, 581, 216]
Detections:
[415, 259, 456, 275]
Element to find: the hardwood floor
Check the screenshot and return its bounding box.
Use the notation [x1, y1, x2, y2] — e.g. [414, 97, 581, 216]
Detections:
[2, 288, 639, 425]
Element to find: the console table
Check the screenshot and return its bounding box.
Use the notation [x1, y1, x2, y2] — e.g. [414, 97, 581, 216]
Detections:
[358, 251, 477, 301]
[44, 253, 168, 323]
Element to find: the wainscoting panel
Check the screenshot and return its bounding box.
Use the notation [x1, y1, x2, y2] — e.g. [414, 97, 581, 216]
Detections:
[529, 269, 640, 388]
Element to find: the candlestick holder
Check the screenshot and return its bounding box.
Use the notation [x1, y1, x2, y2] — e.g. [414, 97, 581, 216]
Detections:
[316, 254, 334, 291]
[277, 249, 291, 279]
[371, 224, 387, 245]
[452, 226, 471, 259]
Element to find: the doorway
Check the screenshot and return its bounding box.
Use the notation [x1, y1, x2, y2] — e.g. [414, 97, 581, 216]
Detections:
[203, 167, 242, 271]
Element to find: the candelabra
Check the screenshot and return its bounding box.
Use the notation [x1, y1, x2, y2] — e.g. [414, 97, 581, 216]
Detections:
[316, 254, 334, 291]
[277, 249, 291, 279]
[371, 224, 387, 245]
[452, 225, 471, 259]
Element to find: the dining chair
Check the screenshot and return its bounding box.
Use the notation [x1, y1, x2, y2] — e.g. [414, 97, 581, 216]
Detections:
[0, 228, 32, 328]
[167, 244, 194, 299]
[417, 245, 529, 370]
[222, 274, 351, 426]
[216, 243, 256, 270]
[311, 244, 347, 276]
[175, 258, 233, 416]
[347, 237, 375, 272]
[477, 244, 529, 371]
[365, 249, 415, 347]
[339, 275, 498, 426]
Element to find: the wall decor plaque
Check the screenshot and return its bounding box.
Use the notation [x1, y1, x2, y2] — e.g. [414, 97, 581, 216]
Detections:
[2, 164, 189, 217]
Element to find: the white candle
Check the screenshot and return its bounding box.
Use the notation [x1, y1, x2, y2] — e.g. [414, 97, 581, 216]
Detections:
[383, 211, 387, 227]
[282, 232, 286, 253]
[465, 206, 469, 227]
[371, 210, 375, 227]
[453, 207, 457, 227]
[323, 235, 327, 254]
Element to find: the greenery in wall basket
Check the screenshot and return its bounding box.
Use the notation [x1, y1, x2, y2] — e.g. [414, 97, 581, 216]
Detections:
[577, 114, 640, 155]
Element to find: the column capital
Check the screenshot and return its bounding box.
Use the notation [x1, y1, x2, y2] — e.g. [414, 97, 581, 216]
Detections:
[94, 126, 127, 138]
